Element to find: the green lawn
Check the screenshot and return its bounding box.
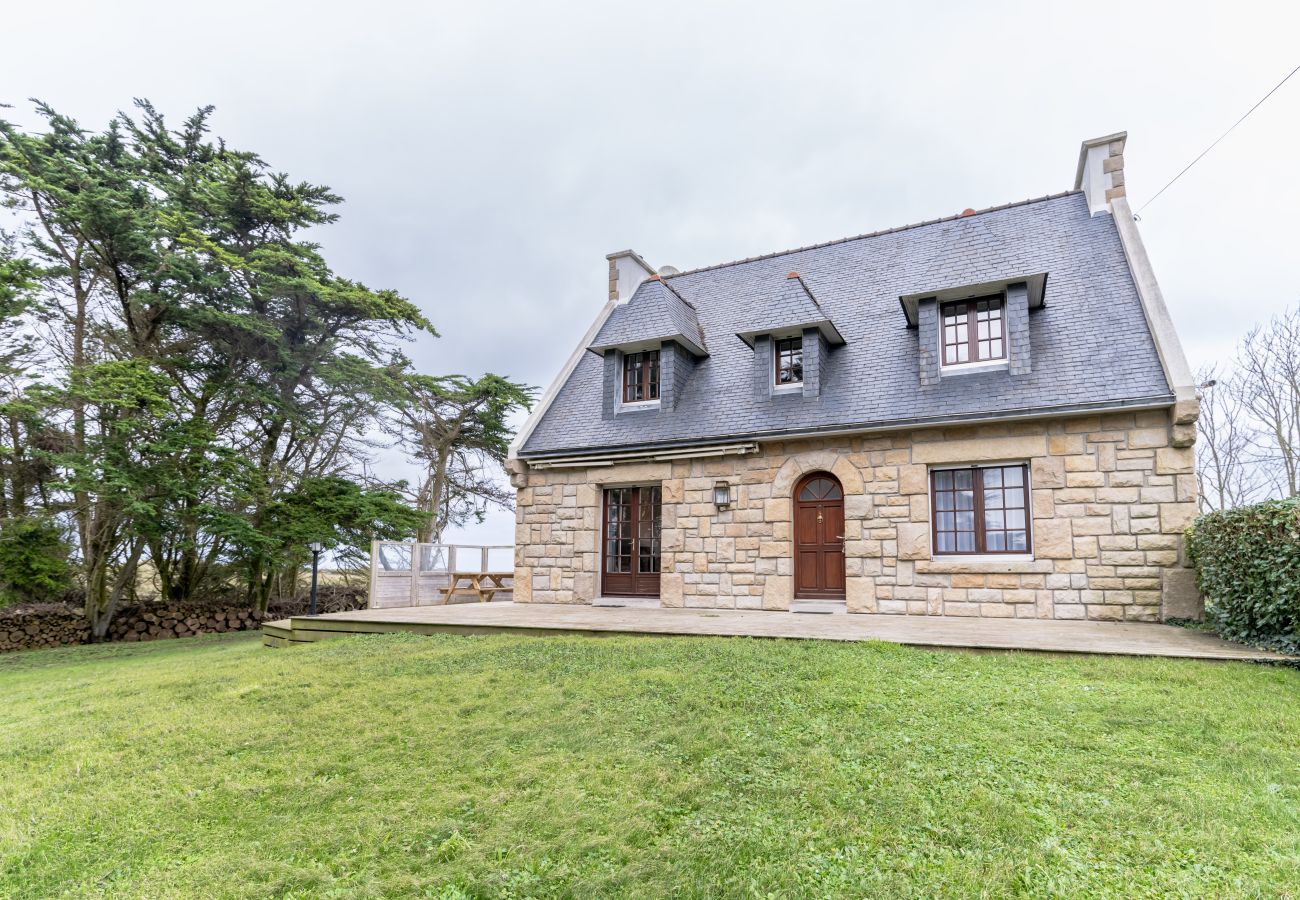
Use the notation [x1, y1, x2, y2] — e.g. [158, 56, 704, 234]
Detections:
[1, 634, 1297, 899]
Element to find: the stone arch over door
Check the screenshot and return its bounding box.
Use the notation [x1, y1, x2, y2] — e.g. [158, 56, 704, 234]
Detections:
[793, 472, 846, 600]
[772, 450, 865, 498]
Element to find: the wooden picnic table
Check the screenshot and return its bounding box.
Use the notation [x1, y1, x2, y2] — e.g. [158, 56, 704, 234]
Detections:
[440, 571, 513, 604]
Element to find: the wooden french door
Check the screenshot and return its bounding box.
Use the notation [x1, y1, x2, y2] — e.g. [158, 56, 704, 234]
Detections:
[794, 473, 846, 599]
[602, 486, 661, 597]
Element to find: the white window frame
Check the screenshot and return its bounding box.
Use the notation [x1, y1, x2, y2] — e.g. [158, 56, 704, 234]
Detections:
[938, 295, 1010, 375]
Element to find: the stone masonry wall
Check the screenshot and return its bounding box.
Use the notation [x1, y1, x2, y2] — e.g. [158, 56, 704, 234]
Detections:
[513, 406, 1200, 622]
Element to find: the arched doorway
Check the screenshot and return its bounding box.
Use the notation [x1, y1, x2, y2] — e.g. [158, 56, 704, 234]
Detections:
[794, 472, 846, 600]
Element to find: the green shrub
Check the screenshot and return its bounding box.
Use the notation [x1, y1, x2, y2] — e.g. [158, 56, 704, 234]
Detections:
[1187, 497, 1300, 653]
[0, 517, 75, 607]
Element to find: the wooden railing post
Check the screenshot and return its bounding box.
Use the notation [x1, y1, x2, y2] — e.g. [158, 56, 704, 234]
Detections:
[409, 543, 422, 606]
[369, 540, 380, 608]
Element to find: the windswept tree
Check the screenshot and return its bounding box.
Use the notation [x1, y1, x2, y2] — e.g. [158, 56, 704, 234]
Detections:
[0, 235, 55, 520]
[0, 106, 174, 633]
[0, 100, 441, 631]
[385, 372, 534, 542]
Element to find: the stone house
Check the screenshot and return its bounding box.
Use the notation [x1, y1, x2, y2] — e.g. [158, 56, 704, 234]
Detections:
[507, 132, 1202, 621]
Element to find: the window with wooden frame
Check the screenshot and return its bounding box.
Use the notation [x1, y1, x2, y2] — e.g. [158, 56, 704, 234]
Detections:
[622, 350, 660, 403]
[941, 296, 1005, 366]
[930, 464, 1031, 555]
[774, 336, 803, 386]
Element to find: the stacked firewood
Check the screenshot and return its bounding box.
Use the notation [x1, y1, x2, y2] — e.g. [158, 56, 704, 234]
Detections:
[106, 604, 265, 642]
[0, 604, 90, 652]
[269, 585, 367, 616]
[0, 585, 368, 653]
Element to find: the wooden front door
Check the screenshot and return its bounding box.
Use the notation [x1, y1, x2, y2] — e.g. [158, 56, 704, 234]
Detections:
[602, 486, 661, 597]
[794, 473, 846, 599]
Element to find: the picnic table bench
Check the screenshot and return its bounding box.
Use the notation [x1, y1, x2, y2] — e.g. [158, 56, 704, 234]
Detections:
[439, 571, 513, 604]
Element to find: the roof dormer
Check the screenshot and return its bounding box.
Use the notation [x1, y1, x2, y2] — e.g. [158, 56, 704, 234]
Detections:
[589, 276, 707, 359]
[902, 275, 1045, 386]
[735, 272, 845, 349]
[738, 272, 844, 400]
[588, 276, 707, 419]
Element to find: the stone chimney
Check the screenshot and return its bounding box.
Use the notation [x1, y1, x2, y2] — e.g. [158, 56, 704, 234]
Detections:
[605, 249, 656, 302]
[1073, 131, 1127, 216]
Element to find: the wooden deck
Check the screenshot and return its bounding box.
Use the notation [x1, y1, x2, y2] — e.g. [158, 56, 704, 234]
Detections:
[262, 602, 1291, 662]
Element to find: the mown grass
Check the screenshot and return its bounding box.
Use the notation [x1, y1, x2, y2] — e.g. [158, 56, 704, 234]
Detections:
[0, 632, 1297, 898]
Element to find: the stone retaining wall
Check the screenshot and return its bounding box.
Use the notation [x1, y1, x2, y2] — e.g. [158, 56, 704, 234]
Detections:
[514, 406, 1201, 622]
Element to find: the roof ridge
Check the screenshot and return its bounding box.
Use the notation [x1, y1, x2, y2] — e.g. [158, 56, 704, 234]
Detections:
[659, 277, 708, 350]
[656, 274, 699, 312]
[665, 190, 1081, 279]
[784, 272, 824, 314]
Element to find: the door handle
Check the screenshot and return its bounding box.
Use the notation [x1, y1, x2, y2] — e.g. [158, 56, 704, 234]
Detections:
[835, 535, 844, 540]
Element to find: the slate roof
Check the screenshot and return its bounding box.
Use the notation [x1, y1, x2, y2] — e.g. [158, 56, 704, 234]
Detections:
[520, 192, 1173, 458]
[589, 277, 707, 357]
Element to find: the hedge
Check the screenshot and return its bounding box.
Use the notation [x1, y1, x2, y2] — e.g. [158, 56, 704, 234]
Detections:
[1187, 496, 1300, 654]
[0, 516, 75, 607]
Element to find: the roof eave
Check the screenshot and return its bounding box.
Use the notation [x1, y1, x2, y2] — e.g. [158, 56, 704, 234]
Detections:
[517, 393, 1176, 461]
[735, 319, 846, 348]
[899, 272, 1049, 328]
[588, 333, 709, 359]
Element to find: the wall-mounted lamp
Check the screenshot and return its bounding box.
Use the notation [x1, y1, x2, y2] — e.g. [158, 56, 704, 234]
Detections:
[713, 480, 732, 510]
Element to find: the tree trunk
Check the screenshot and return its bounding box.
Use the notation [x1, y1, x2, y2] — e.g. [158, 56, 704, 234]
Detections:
[4, 412, 26, 518]
[417, 448, 451, 543]
[85, 537, 144, 640]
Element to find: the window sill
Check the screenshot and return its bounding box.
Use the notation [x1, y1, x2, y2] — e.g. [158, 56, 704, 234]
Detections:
[616, 400, 660, 414]
[917, 556, 1051, 575]
[940, 359, 1008, 377]
[772, 383, 803, 395]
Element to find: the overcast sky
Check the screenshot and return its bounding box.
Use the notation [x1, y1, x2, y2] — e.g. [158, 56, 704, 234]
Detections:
[4, 1, 1298, 545]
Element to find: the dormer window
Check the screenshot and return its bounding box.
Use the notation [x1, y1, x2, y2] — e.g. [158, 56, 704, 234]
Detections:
[622, 350, 660, 403]
[774, 336, 803, 386]
[941, 296, 1005, 366]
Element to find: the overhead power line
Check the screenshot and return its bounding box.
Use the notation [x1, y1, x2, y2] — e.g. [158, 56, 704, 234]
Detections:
[1136, 62, 1300, 215]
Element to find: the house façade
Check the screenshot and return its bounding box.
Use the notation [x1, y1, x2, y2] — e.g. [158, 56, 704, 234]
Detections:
[506, 133, 1202, 622]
